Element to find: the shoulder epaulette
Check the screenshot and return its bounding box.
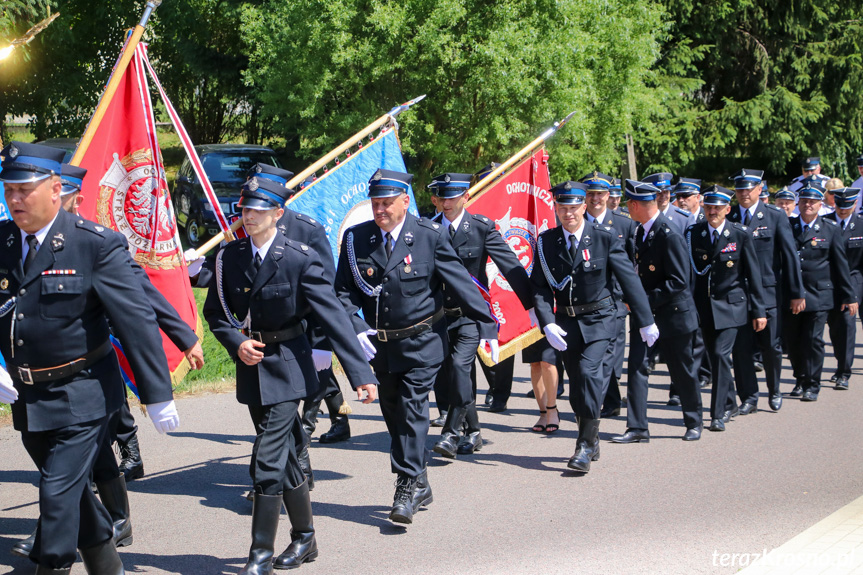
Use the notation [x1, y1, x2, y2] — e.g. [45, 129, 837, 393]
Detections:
[675, 206, 692, 216]
[823, 217, 838, 226]
[294, 212, 320, 226]
[417, 218, 443, 233]
[471, 213, 492, 225]
[592, 222, 613, 235]
[765, 204, 783, 213]
[730, 222, 747, 231]
[285, 239, 312, 255]
[75, 218, 108, 236]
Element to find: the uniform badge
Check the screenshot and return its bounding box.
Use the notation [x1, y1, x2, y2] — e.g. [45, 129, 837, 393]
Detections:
[255, 165, 263, 173]
[584, 261, 590, 268]
[366, 267, 374, 277]
[244, 287, 251, 292]
[648, 265, 656, 272]
[404, 232, 414, 246]
[433, 224, 440, 229]
[727, 261, 734, 268]
[648, 231, 654, 240]
[403, 254, 412, 273]
[370, 235, 377, 245]
[757, 212, 763, 219]
[9, 144, 18, 158]
[248, 177, 259, 191]
[95, 226, 104, 232]
[0, 278, 7, 290]
[814, 224, 820, 231]
[702, 254, 708, 260]
[811, 239, 817, 247]
[51, 233, 65, 250]
[701, 230, 707, 238]
[301, 245, 309, 251]
[582, 249, 591, 262]
[463, 222, 469, 231]
[723, 230, 730, 237]
[6, 233, 14, 247]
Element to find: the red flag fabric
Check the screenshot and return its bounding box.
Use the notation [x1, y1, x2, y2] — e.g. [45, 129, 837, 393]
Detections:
[76, 44, 200, 383]
[466, 148, 555, 362]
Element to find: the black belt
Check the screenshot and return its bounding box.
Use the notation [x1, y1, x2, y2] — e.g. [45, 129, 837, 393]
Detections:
[242, 323, 304, 344]
[377, 308, 445, 342]
[444, 307, 463, 318]
[10, 340, 113, 385]
[563, 296, 614, 317]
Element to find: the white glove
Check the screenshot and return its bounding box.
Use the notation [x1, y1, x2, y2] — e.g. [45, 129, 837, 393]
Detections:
[312, 349, 332, 371]
[184, 248, 205, 277]
[479, 339, 500, 364]
[527, 308, 538, 327]
[146, 400, 180, 434]
[357, 329, 377, 361]
[543, 323, 568, 351]
[639, 323, 660, 348]
[0, 365, 18, 404]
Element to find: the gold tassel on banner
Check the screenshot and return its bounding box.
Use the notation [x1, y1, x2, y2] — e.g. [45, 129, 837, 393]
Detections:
[338, 401, 353, 415]
[477, 327, 546, 367]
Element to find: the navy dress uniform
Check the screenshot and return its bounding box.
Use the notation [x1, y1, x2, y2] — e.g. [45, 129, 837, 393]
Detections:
[428, 172, 534, 457]
[335, 169, 496, 524]
[614, 180, 703, 443]
[531, 182, 656, 473]
[727, 169, 805, 413]
[788, 157, 825, 192]
[609, 178, 628, 215]
[686, 186, 766, 431]
[204, 177, 377, 571]
[825, 188, 863, 389]
[0, 142, 175, 573]
[784, 183, 857, 401]
[579, 171, 637, 418]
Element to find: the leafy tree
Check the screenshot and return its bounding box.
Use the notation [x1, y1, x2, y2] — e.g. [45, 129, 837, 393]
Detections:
[241, 0, 666, 195]
[637, 0, 863, 185]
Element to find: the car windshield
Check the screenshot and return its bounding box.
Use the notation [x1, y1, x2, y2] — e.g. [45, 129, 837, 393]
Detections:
[201, 152, 281, 188]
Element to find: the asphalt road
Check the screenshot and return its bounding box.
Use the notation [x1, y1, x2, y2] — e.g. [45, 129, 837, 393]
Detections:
[3, 327, 863, 575]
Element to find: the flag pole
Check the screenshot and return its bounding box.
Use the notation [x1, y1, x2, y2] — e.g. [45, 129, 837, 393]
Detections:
[193, 94, 427, 257]
[465, 111, 576, 206]
[69, 0, 162, 166]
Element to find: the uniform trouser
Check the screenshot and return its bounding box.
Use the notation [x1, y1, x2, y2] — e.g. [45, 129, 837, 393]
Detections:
[694, 327, 711, 383]
[627, 329, 703, 431]
[827, 307, 857, 378]
[247, 401, 306, 495]
[93, 408, 123, 483]
[479, 356, 515, 403]
[784, 310, 829, 393]
[732, 307, 782, 406]
[112, 393, 138, 445]
[702, 323, 739, 420]
[21, 417, 114, 569]
[433, 323, 479, 409]
[559, 325, 612, 420]
[377, 363, 441, 478]
[306, 366, 339, 404]
[603, 309, 627, 410]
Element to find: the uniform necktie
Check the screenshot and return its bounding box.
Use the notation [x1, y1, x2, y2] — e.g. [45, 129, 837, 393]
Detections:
[569, 236, 579, 262]
[842, 220, 846, 230]
[24, 235, 39, 272]
[449, 225, 456, 240]
[743, 210, 751, 226]
[802, 223, 809, 235]
[635, 225, 644, 249]
[712, 230, 719, 245]
[385, 232, 393, 259]
[254, 252, 262, 270]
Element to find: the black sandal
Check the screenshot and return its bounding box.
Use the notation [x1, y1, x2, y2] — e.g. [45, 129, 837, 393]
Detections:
[531, 410, 547, 433]
[545, 405, 560, 433]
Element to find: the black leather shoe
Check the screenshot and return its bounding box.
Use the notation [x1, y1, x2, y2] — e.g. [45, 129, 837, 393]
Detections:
[801, 390, 819, 402]
[621, 396, 628, 407]
[721, 407, 738, 423]
[389, 476, 415, 524]
[567, 418, 600, 473]
[456, 431, 483, 455]
[431, 411, 447, 427]
[738, 403, 757, 416]
[11, 529, 35, 558]
[708, 419, 725, 432]
[769, 394, 782, 411]
[433, 433, 459, 459]
[600, 406, 621, 418]
[646, 360, 655, 374]
[754, 361, 764, 373]
[699, 378, 711, 388]
[484, 393, 493, 406]
[319, 416, 350, 443]
[666, 395, 681, 407]
[526, 389, 535, 398]
[34, 567, 71, 574]
[80, 538, 125, 575]
[488, 400, 507, 413]
[240, 492, 282, 574]
[96, 475, 134, 547]
[610, 429, 649, 444]
[789, 384, 804, 397]
[117, 434, 144, 481]
[835, 376, 849, 390]
[411, 469, 433, 513]
[829, 373, 839, 383]
[245, 489, 254, 502]
[682, 427, 702, 441]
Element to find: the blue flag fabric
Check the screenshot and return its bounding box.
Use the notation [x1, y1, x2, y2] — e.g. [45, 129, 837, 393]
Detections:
[286, 129, 419, 265]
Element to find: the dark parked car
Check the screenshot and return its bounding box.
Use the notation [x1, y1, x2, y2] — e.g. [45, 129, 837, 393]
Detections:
[37, 138, 78, 162]
[173, 144, 283, 247]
